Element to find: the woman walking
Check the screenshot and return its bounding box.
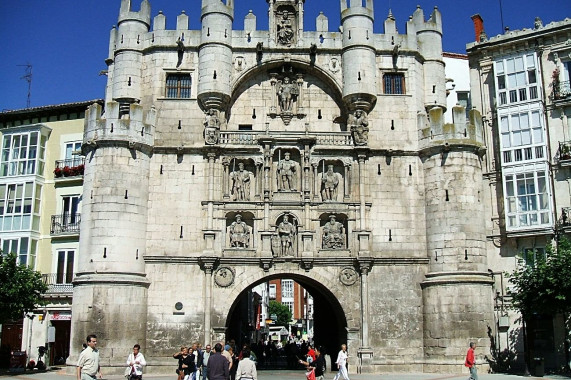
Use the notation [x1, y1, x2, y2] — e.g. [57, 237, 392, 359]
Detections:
[332, 344, 349, 380]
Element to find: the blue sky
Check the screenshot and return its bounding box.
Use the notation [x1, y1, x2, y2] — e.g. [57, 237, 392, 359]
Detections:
[0, 0, 569, 111]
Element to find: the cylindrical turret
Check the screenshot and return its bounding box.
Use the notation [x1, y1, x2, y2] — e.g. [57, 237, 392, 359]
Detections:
[111, 0, 151, 105]
[420, 106, 493, 370]
[198, 0, 234, 111]
[413, 6, 447, 111]
[340, 0, 376, 112]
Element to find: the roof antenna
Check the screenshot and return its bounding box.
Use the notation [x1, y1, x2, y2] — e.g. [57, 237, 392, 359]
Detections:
[18, 64, 33, 108]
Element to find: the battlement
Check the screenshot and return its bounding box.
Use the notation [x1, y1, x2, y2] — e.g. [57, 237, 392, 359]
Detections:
[409, 5, 442, 34]
[201, 0, 234, 19]
[340, 0, 374, 22]
[84, 102, 156, 148]
[118, 0, 151, 29]
[418, 106, 484, 149]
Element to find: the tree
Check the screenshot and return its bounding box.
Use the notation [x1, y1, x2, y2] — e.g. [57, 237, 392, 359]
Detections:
[269, 300, 292, 326]
[508, 238, 571, 316]
[0, 252, 48, 324]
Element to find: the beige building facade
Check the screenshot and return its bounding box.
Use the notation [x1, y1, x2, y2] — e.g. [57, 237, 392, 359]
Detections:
[467, 15, 571, 371]
[71, 0, 494, 374]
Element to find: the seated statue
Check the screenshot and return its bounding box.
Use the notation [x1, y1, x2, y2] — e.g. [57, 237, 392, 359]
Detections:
[322, 215, 346, 250]
[230, 214, 250, 248]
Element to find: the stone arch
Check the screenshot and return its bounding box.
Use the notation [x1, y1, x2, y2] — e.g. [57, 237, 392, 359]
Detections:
[219, 268, 359, 361]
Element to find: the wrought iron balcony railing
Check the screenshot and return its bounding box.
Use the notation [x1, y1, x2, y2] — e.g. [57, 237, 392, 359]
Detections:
[54, 157, 85, 178]
[42, 273, 73, 293]
[553, 80, 571, 100]
[50, 213, 81, 235]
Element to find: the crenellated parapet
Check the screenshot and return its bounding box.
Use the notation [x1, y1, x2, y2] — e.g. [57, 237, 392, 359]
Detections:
[83, 102, 156, 150]
[118, 0, 151, 29]
[418, 106, 485, 153]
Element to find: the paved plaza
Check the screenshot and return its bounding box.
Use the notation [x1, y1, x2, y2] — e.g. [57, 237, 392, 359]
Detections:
[0, 369, 568, 380]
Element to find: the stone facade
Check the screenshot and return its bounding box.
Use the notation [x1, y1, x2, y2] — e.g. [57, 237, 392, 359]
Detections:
[71, 0, 494, 374]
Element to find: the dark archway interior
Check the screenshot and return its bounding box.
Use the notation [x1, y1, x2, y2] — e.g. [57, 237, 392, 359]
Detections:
[225, 274, 347, 369]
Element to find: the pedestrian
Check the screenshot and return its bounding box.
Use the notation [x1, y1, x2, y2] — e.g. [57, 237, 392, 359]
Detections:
[332, 344, 349, 380]
[192, 343, 203, 380]
[465, 342, 478, 380]
[174, 346, 194, 380]
[236, 347, 257, 380]
[299, 345, 326, 380]
[126, 343, 146, 380]
[201, 344, 212, 380]
[222, 344, 233, 370]
[207, 343, 230, 380]
[76, 334, 102, 380]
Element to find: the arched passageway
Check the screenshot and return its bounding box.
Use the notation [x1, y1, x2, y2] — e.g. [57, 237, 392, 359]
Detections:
[225, 273, 348, 370]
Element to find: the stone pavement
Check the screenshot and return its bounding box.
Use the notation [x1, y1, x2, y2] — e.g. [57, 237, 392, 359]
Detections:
[0, 369, 568, 380]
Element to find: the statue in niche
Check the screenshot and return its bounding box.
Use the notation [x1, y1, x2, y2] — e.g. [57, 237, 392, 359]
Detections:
[277, 152, 297, 191]
[349, 109, 369, 146]
[229, 214, 250, 248]
[321, 164, 341, 202]
[322, 215, 346, 250]
[275, 214, 296, 256]
[230, 162, 251, 201]
[277, 76, 298, 113]
[277, 10, 294, 46]
[204, 109, 221, 145]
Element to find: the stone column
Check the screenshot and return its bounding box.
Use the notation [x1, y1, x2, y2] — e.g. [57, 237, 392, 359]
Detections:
[223, 158, 230, 200]
[200, 258, 217, 345]
[296, 74, 305, 115]
[357, 259, 374, 372]
[357, 154, 366, 230]
[255, 161, 263, 200]
[312, 162, 320, 201]
[344, 161, 351, 201]
[207, 152, 216, 229]
[269, 74, 278, 116]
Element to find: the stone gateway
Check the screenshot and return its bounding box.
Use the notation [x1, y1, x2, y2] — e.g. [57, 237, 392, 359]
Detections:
[71, 0, 493, 375]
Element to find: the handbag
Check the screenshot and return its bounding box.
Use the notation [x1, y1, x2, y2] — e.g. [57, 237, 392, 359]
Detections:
[306, 367, 316, 380]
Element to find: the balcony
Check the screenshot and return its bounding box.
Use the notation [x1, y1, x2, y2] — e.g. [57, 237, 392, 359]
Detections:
[50, 213, 81, 236]
[54, 157, 85, 180]
[42, 273, 73, 294]
[218, 131, 354, 146]
[553, 80, 571, 102]
[557, 141, 571, 166]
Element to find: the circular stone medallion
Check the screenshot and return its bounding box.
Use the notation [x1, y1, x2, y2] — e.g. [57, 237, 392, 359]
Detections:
[339, 267, 358, 286]
[214, 266, 235, 287]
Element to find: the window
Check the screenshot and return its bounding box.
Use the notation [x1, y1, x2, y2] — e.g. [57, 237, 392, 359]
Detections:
[56, 250, 75, 284]
[1, 237, 37, 268]
[0, 182, 40, 231]
[269, 284, 277, 299]
[282, 301, 294, 315]
[383, 73, 405, 94]
[521, 247, 545, 266]
[282, 279, 294, 298]
[495, 53, 539, 105]
[504, 167, 551, 229]
[62, 195, 80, 224]
[457, 92, 471, 118]
[166, 73, 191, 98]
[500, 110, 544, 165]
[1, 131, 46, 177]
[64, 141, 83, 167]
[238, 125, 253, 131]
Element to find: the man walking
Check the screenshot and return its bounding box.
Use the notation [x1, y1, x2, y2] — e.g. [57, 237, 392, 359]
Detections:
[77, 334, 101, 380]
[207, 343, 229, 380]
[201, 344, 212, 380]
[465, 342, 478, 380]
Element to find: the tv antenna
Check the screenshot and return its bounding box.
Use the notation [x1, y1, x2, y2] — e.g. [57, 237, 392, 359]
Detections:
[18, 64, 33, 108]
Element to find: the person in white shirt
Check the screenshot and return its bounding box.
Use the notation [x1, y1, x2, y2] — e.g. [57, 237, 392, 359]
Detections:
[126, 344, 147, 380]
[333, 344, 349, 380]
[236, 348, 257, 380]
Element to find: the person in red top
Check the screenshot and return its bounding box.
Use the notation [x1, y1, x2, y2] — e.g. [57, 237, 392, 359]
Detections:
[465, 342, 477, 380]
[307, 345, 316, 363]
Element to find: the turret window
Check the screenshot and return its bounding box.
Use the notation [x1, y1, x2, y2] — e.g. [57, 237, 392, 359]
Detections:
[383, 73, 405, 94]
[166, 73, 192, 99]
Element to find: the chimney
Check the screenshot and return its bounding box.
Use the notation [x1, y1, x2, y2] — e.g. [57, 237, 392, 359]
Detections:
[471, 14, 484, 42]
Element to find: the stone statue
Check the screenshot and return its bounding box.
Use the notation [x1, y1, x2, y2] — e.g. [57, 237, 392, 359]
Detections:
[277, 10, 294, 46]
[277, 152, 297, 191]
[277, 76, 298, 113]
[230, 162, 251, 201]
[204, 109, 221, 145]
[322, 215, 346, 249]
[349, 109, 369, 146]
[321, 164, 340, 201]
[229, 214, 250, 248]
[277, 214, 296, 256]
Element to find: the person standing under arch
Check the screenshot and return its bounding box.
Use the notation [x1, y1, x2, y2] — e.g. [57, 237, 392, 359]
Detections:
[332, 344, 349, 380]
